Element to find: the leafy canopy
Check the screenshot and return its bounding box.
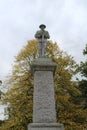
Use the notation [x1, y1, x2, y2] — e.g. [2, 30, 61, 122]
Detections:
[77, 44, 87, 109]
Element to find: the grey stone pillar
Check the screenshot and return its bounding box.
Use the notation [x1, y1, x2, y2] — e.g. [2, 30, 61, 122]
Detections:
[28, 58, 64, 130]
[32, 58, 56, 123]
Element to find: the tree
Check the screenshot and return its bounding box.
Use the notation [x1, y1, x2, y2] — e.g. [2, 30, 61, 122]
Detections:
[77, 44, 87, 109]
[0, 40, 87, 130]
[0, 120, 4, 127]
[0, 80, 2, 99]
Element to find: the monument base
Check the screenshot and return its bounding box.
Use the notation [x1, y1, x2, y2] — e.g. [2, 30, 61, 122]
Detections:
[28, 123, 64, 130]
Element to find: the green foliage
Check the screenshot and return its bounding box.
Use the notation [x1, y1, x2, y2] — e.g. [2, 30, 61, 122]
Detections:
[77, 44, 87, 110]
[0, 40, 87, 130]
[83, 44, 87, 55]
[0, 120, 4, 127]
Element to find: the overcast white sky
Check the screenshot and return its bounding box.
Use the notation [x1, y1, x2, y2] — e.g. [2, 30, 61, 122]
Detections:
[0, 0, 87, 119]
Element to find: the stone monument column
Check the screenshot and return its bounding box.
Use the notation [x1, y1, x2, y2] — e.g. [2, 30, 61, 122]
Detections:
[28, 25, 64, 130]
[32, 58, 56, 123]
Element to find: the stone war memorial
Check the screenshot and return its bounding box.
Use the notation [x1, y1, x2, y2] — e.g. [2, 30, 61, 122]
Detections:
[28, 24, 64, 130]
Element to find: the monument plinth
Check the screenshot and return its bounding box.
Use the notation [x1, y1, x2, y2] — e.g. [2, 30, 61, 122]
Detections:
[32, 58, 57, 123]
[28, 25, 64, 130]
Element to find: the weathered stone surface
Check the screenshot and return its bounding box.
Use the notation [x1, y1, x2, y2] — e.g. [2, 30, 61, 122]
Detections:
[31, 58, 57, 123]
[31, 58, 57, 74]
[33, 71, 56, 123]
[28, 123, 64, 130]
[31, 58, 56, 66]
[28, 57, 64, 130]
